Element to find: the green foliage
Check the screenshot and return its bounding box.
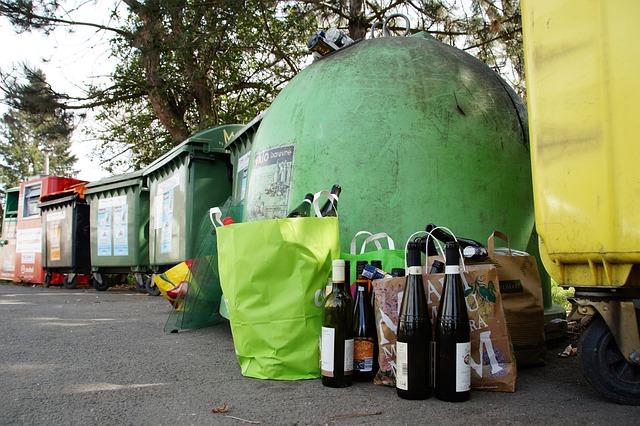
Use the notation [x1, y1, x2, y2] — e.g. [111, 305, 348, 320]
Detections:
[551, 280, 574, 312]
[0, 0, 525, 172]
[0, 67, 77, 187]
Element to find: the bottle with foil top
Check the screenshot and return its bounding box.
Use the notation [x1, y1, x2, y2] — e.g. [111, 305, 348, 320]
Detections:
[352, 261, 377, 381]
[396, 242, 432, 399]
[435, 241, 471, 402]
[321, 259, 354, 388]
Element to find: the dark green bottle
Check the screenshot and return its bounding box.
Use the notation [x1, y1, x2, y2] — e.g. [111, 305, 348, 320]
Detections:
[319, 184, 341, 217]
[287, 193, 314, 217]
[396, 242, 431, 400]
[435, 242, 471, 402]
[321, 259, 353, 387]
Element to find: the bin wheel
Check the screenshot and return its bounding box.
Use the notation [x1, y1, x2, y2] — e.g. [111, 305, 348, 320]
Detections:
[134, 273, 148, 293]
[91, 273, 109, 292]
[145, 274, 160, 296]
[579, 309, 640, 405]
[64, 273, 77, 290]
[43, 272, 52, 288]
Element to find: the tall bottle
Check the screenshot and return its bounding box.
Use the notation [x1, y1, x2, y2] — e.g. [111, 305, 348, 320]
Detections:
[435, 242, 471, 402]
[353, 261, 377, 381]
[396, 242, 432, 400]
[287, 193, 314, 217]
[319, 184, 341, 217]
[321, 259, 354, 388]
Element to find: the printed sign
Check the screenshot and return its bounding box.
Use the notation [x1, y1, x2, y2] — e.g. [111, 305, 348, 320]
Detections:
[246, 145, 295, 220]
[97, 196, 128, 257]
[237, 151, 251, 202]
[46, 210, 66, 222]
[49, 222, 61, 261]
[2, 251, 15, 272]
[16, 228, 42, 253]
[153, 172, 180, 254]
[21, 252, 35, 264]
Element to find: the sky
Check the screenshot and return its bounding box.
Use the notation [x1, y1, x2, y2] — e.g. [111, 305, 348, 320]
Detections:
[0, 0, 119, 182]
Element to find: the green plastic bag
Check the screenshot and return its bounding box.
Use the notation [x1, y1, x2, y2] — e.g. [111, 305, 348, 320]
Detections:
[217, 217, 340, 380]
[342, 231, 405, 282]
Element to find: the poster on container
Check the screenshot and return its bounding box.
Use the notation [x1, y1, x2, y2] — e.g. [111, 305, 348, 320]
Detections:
[97, 196, 128, 256]
[97, 199, 113, 256]
[246, 145, 295, 221]
[112, 197, 128, 256]
[155, 172, 180, 255]
[2, 251, 15, 272]
[16, 228, 42, 253]
[46, 210, 66, 262]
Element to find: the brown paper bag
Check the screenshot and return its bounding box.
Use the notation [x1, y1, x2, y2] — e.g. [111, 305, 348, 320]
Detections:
[488, 231, 546, 366]
[372, 262, 517, 392]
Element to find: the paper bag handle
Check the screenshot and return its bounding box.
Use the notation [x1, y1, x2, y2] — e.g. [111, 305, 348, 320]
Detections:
[360, 232, 395, 254]
[350, 231, 375, 254]
[488, 230, 512, 256]
[312, 190, 338, 218]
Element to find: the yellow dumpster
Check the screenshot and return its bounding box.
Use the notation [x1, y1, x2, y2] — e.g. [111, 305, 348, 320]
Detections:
[522, 0, 640, 405]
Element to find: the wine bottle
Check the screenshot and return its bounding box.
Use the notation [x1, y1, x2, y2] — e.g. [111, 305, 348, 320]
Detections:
[435, 242, 471, 402]
[424, 224, 488, 261]
[287, 193, 314, 217]
[396, 242, 432, 400]
[321, 259, 354, 388]
[319, 184, 341, 217]
[352, 261, 377, 381]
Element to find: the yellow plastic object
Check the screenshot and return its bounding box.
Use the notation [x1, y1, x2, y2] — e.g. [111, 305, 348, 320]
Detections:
[153, 261, 191, 307]
[521, 0, 640, 287]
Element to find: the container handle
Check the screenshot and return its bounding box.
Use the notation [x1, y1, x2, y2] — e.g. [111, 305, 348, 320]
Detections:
[209, 207, 224, 228]
[312, 190, 338, 218]
[350, 231, 375, 254]
[360, 232, 395, 254]
[487, 230, 512, 256]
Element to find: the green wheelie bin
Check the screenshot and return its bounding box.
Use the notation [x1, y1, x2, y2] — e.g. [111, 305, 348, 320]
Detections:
[84, 170, 150, 292]
[142, 124, 242, 295]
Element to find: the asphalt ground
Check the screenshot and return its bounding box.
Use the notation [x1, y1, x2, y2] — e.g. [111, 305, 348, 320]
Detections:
[1, 282, 638, 425]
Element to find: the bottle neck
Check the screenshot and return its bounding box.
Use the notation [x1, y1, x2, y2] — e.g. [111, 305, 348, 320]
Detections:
[332, 279, 347, 292]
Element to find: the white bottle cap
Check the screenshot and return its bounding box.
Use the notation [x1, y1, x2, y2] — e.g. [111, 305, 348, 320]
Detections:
[332, 259, 345, 282]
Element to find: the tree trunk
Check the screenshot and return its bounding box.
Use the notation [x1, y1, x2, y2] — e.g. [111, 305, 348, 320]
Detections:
[125, 0, 190, 142]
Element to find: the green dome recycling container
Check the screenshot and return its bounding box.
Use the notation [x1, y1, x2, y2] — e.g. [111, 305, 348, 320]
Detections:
[241, 34, 534, 251]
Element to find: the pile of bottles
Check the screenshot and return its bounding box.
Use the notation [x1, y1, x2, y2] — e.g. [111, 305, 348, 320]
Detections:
[286, 184, 476, 402]
[320, 241, 472, 403]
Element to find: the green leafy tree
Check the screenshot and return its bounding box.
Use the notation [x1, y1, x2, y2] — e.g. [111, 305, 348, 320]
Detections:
[0, 66, 77, 187]
[1, 0, 316, 171]
[0, 1, 524, 172]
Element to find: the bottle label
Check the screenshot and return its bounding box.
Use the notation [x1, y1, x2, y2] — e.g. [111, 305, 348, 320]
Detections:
[321, 327, 335, 377]
[353, 338, 374, 372]
[407, 266, 422, 275]
[445, 265, 460, 274]
[344, 339, 354, 374]
[456, 341, 471, 392]
[396, 341, 408, 390]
